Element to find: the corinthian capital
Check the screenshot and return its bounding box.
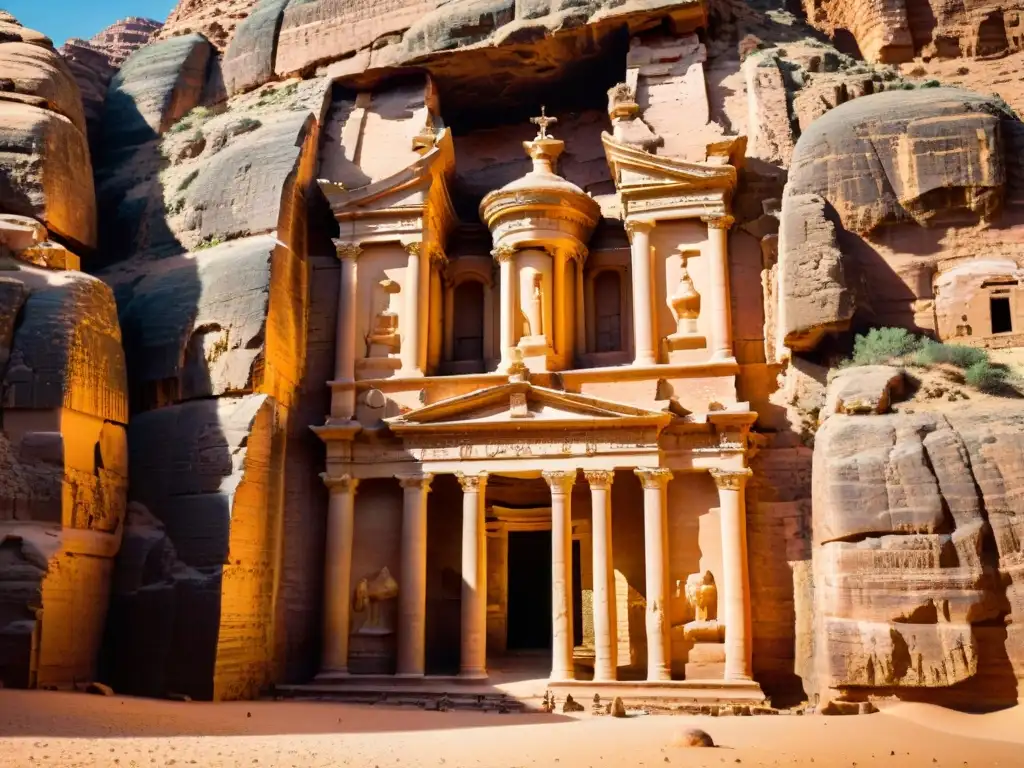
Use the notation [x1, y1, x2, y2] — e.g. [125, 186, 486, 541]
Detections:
[634, 467, 673, 489]
[624, 219, 654, 241]
[456, 472, 488, 492]
[583, 470, 614, 490]
[320, 472, 359, 493]
[701, 214, 735, 230]
[334, 240, 363, 260]
[542, 470, 576, 494]
[491, 244, 517, 263]
[397, 472, 433, 490]
[709, 467, 751, 491]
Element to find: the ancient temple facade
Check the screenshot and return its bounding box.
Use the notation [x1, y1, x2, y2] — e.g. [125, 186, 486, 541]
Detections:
[312, 83, 763, 702]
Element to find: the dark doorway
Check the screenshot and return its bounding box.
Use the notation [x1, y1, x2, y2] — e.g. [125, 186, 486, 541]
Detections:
[507, 531, 552, 649]
[991, 296, 1013, 334]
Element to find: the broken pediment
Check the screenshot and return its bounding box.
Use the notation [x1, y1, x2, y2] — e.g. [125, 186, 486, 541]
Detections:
[385, 381, 672, 433]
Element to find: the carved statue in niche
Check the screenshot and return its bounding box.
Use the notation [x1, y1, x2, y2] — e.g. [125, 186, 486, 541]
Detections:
[354, 566, 399, 635]
[528, 272, 544, 336]
[685, 570, 717, 622]
[366, 278, 401, 358]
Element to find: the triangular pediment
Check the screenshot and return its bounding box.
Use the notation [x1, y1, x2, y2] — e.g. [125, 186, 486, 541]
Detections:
[318, 129, 456, 215]
[602, 132, 738, 192]
[385, 381, 671, 433]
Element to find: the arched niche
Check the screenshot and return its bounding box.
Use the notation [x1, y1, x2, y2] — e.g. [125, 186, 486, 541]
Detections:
[442, 255, 495, 373]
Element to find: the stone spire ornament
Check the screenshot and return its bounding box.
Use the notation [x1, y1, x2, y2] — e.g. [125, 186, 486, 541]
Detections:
[530, 106, 558, 140]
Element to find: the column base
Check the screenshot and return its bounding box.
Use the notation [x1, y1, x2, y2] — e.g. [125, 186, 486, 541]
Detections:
[395, 672, 426, 680]
[458, 669, 489, 681]
[632, 354, 657, 367]
[397, 368, 425, 379]
[646, 671, 672, 682]
[710, 351, 735, 363]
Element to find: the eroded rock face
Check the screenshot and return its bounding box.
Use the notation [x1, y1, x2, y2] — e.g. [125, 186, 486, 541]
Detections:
[804, 389, 1023, 706]
[778, 88, 1022, 351]
[0, 17, 96, 252]
[155, 0, 262, 51]
[803, 0, 1024, 63]
[59, 18, 163, 148]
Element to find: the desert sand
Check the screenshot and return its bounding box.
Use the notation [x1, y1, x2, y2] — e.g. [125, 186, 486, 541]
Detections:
[1, 691, 1022, 768]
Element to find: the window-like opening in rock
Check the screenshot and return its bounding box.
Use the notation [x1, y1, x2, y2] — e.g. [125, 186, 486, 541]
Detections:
[831, 28, 863, 59]
[905, 0, 938, 54]
[453, 279, 485, 361]
[594, 270, 623, 353]
[991, 295, 1012, 334]
[976, 11, 1009, 57]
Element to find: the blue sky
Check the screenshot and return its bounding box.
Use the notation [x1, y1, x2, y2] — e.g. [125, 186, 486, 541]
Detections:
[4, 0, 176, 45]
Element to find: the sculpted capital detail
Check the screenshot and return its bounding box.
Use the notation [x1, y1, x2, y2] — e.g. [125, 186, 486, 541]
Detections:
[624, 219, 654, 240]
[709, 467, 752, 491]
[583, 470, 614, 489]
[701, 214, 735, 230]
[635, 467, 673, 489]
[334, 241, 363, 260]
[456, 472, 488, 492]
[542, 469, 576, 494]
[320, 472, 359, 493]
[397, 473, 433, 491]
[491, 244, 517, 263]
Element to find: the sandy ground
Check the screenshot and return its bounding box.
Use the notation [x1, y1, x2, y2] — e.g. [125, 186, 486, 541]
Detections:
[1, 692, 1023, 768]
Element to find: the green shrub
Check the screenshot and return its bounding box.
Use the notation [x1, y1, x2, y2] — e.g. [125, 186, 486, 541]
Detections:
[849, 327, 923, 366]
[168, 106, 213, 134]
[913, 340, 989, 369]
[964, 360, 1007, 393]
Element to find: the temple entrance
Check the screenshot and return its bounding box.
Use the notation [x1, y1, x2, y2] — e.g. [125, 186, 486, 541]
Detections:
[506, 531, 552, 649]
[505, 531, 585, 651]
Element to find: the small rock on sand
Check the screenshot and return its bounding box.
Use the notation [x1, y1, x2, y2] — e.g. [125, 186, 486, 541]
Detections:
[673, 728, 715, 748]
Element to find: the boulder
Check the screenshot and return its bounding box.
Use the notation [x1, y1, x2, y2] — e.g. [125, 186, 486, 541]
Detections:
[777, 194, 853, 352]
[101, 33, 213, 151]
[0, 41, 87, 132]
[222, 0, 290, 95]
[822, 365, 905, 420]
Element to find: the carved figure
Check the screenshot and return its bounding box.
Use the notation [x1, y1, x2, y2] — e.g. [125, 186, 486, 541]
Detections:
[354, 566, 399, 635]
[366, 279, 402, 357]
[685, 571, 717, 622]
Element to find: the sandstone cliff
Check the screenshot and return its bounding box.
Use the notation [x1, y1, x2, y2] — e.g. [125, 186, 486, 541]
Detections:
[59, 17, 162, 149]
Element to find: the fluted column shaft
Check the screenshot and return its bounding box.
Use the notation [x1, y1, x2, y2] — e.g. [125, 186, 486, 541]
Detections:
[636, 467, 673, 681]
[401, 242, 423, 374]
[703, 216, 735, 361]
[712, 468, 753, 680]
[626, 220, 657, 366]
[332, 241, 361, 420]
[584, 470, 616, 681]
[320, 473, 358, 674]
[543, 470, 576, 680]
[397, 473, 433, 676]
[457, 472, 488, 678]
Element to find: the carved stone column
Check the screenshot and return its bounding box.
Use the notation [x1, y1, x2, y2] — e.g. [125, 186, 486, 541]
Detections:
[493, 245, 517, 370]
[702, 215, 735, 361]
[574, 252, 586, 360]
[584, 470, 616, 681]
[625, 220, 657, 366]
[428, 250, 446, 373]
[401, 242, 424, 375]
[543, 469, 576, 680]
[711, 467, 753, 681]
[396, 472, 433, 676]
[332, 241, 361, 420]
[457, 472, 488, 678]
[320, 473, 359, 675]
[635, 467, 673, 681]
